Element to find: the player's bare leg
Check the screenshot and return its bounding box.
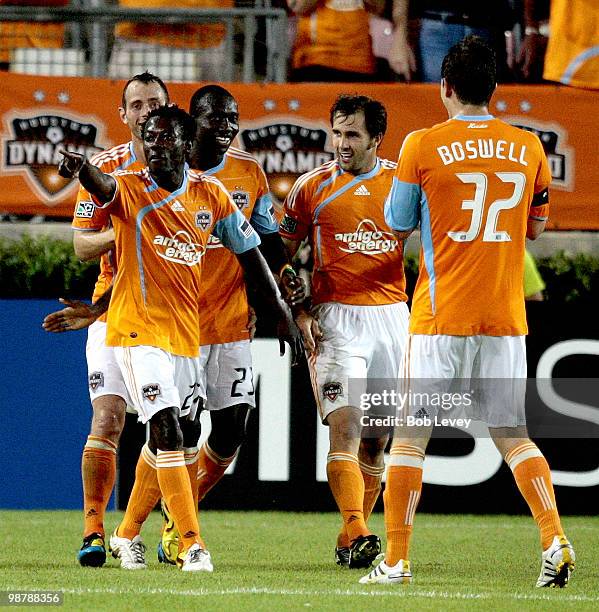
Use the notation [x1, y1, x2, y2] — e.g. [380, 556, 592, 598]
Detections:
[79, 394, 125, 567]
[492, 427, 575, 587]
[360, 424, 432, 584]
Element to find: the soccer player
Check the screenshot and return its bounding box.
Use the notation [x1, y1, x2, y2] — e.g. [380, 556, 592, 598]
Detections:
[71, 71, 169, 567]
[58, 105, 301, 572]
[359, 36, 575, 587]
[279, 94, 409, 569]
[157, 84, 303, 564]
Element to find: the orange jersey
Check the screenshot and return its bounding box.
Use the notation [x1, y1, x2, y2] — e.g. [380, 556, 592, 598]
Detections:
[93, 167, 260, 357]
[386, 115, 551, 336]
[543, 0, 599, 89]
[280, 158, 407, 306]
[292, 0, 375, 75]
[116, 0, 234, 49]
[72, 141, 143, 323]
[198, 147, 278, 346]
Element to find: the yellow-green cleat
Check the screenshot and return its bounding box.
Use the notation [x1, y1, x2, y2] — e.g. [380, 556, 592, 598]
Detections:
[157, 499, 179, 566]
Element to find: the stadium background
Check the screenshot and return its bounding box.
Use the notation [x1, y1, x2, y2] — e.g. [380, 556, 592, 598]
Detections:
[1, 5, 599, 518]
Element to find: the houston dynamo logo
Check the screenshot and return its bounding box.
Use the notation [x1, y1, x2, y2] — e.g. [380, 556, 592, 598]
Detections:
[505, 117, 574, 191]
[1, 111, 105, 202]
[240, 118, 334, 201]
[335, 219, 399, 255]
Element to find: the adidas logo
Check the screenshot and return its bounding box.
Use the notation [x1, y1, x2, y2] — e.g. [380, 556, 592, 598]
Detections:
[353, 184, 370, 196]
[171, 200, 185, 212]
[413, 407, 429, 419]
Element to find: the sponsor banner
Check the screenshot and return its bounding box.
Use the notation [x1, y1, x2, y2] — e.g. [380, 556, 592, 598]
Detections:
[0, 73, 595, 228]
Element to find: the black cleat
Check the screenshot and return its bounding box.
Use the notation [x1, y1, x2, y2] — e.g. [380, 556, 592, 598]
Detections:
[335, 546, 350, 567]
[349, 534, 381, 569]
[78, 532, 106, 567]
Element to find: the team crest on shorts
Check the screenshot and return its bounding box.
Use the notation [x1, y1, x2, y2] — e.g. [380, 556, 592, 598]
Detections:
[195, 209, 212, 231]
[88, 371, 104, 391]
[142, 383, 161, 402]
[323, 382, 343, 402]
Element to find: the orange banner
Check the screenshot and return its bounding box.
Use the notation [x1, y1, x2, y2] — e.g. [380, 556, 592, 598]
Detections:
[0, 73, 595, 229]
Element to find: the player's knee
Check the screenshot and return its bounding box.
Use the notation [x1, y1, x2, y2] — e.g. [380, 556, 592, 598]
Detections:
[208, 404, 250, 457]
[90, 396, 126, 442]
[359, 434, 389, 463]
[181, 412, 202, 448]
[150, 407, 183, 451]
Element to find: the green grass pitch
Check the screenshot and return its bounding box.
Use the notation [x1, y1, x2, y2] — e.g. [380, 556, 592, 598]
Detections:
[1, 510, 598, 611]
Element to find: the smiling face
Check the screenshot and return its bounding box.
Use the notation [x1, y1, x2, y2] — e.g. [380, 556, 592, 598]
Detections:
[190, 93, 239, 164]
[142, 115, 189, 179]
[331, 110, 380, 175]
[119, 80, 168, 140]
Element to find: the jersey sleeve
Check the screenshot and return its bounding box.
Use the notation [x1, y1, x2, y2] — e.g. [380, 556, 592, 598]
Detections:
[279, 175, 313, 241]
[72, 184, 112, 231]
[384, 130, 423, 232]
[529, 136, 551, 222]
[211, 181, 261, 254]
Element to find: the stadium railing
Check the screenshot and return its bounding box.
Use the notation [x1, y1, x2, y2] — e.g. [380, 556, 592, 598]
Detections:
[0, 4, 288, 83]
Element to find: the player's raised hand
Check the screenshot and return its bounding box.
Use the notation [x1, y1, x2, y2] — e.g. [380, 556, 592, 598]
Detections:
[58, 149, 86, 179]
[42, 298, 100, 333]
[276, 311, 304, 366]
[295, 310, 322, 354]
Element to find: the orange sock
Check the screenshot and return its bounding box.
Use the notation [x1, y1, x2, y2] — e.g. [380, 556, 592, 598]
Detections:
[117, 444, 161, 540]
[196, 442, 236, 504]
[506, 441, 564, 549]
[184, 446, 200, 510]
[337, 460, 384, 549]
[156, 449, 203, 551]
[384, 444, 424, 566]
[327, 452, 367, 543]
[81, 435, 117, 537]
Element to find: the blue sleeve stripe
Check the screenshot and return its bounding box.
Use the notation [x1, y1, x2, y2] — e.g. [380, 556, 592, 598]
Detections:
[384, 177, 421, 231]
[213, 209, 261, 254]
[250, 193, 279, 234]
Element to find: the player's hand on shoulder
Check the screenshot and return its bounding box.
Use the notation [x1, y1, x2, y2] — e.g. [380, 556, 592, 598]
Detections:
[276, 311, 304, 366]
[58, 149, 86, 179]
[42, 298, 99, 333]
[294, 310, 322, 354]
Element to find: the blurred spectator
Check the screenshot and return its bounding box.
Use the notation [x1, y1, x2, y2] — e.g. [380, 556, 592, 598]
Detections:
[520, 0, 599, 89]
[524, 249, 545, 301]
[287, 0, 385, 82]
[513, 0, 549, 82]
[390, 1, 515, 82]
[0, 0, 69, 71]
[109, 0, 234, 81]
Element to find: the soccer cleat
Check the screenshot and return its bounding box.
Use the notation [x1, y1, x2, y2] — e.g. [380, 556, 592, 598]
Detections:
[359, 558, 412, 584]
[536, 535, 575, 588]
[109, 531, 147, 570]
[335, 546, 350, 567]
[348, 534, 381, 569]
[157, 499, 179, 565]
[180, 543, 213, 573]
[77, 532, 106, 567]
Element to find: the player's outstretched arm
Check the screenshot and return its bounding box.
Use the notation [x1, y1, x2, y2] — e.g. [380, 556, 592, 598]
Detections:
[235, 248, 304, 365]
[73, 228, 116, 261]
[42, 286, 112, 333]
[58, 150, 117, 204]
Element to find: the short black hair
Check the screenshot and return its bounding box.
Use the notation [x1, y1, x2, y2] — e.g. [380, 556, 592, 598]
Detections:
[330, 94, 387, 140]
[441, 36, 496, 106]
[142, 105, 195, 143]
[189, 84, 235, 117]
[121, 71, 169, 109]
